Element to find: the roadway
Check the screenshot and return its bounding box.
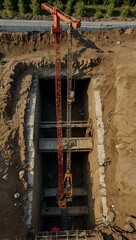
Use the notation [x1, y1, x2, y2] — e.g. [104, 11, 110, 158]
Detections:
[0, 19, 136, 32]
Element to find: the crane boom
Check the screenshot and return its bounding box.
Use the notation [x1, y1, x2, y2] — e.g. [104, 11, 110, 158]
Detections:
[41, 3, 81, 29]
[41, 2, 81, 208]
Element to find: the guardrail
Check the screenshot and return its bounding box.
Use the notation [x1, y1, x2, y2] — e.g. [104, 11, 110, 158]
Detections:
[0, 20, 136, 32]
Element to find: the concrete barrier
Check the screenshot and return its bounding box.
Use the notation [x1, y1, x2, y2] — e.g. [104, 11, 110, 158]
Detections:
[0, 20, 136, 32]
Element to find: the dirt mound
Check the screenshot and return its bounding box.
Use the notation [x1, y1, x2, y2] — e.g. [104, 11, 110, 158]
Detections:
[0, 28, 136, 239]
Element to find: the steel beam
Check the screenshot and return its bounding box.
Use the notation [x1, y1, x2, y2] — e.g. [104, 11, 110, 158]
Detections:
[39, 120, 90, 128]
[42, 188, 87, 197]
[41, 206, 88, 216]
[37, 230, 103, 240]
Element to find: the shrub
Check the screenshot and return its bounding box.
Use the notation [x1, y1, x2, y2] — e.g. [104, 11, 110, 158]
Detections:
[94, 7, 103, 19]
[106, 2, 115, 16]
[121, 5, 132, 17]
[65, 0, 73, 15]
[74, 1, 86, 16]
[53, 1, 63, 10]
[123, 0, 131, 5]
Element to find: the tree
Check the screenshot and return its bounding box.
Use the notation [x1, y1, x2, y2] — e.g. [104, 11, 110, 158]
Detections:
[18, 0, 25, 14]
[94, 7, 103, 18]
[3, 0, 14, 17]
[23, 0, 30, 13]
[47, 0, 52, 4]
[106, 2, 115, 16]
[74, 0, 86, 16]
[92, 0, 102, 4]
[121, 5, 131, 16]
[124, 0, 131, 5]
[53, 0, 63, 10]
[0, 0, 4, 10]
[130, 0, 136, 6]
[30, 0, 39, 15]
[65, 0, 74, 14]
[104, 0, 121, 6]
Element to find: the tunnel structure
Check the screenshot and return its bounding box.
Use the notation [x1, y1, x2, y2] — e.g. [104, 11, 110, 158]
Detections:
[28, 73, 108, 233]
[38, 77, 94, 231]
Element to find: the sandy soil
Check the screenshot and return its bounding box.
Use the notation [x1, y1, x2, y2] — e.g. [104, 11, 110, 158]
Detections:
[0, 28, 136, 239]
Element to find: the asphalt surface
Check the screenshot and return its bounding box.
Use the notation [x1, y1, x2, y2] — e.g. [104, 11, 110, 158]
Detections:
[0, 19, 136, 32]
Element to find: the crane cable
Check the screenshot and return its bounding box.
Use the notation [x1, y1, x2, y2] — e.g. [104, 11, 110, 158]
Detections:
[64, 22, 73, 202]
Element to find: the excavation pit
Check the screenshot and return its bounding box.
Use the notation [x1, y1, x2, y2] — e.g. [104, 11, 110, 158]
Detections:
[0, 30, 136, 239]
[29, 75, 107, 232]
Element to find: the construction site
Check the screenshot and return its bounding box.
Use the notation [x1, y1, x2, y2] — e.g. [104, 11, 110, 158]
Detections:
[0, 3, 136, 240]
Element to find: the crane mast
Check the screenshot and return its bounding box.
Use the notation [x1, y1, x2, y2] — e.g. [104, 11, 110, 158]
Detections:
[54, 30, 66, 208]
[64, 23, 73, 202]
[41, 3, 81, 208]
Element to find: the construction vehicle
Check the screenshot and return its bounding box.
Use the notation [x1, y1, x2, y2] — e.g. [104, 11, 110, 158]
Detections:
[41, 3, 81, 208]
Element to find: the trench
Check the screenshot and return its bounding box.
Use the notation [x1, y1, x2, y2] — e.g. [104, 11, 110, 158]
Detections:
[39, 78, 92, 231]
[28, 73, 108, 232]
[40, 152, 90, 230]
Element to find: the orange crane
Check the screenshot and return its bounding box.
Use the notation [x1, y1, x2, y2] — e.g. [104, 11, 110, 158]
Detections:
[41, 3, 81, 208]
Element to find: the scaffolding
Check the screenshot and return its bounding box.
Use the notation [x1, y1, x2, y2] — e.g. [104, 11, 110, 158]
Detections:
[35, 230, 103, 240]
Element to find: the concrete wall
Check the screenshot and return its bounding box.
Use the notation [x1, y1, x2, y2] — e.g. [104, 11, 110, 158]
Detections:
[32, 78, 42, 231]
[87, 80, 108, 228]
[25, 74, 42, 230]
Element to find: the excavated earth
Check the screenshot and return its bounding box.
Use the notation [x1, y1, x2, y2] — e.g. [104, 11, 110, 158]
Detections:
[0, 29, 136, 239]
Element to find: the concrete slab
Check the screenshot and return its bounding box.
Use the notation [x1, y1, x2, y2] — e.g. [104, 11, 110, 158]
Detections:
[39, 138, 92, 152]
[42, 188, 87, 197]
[41, 206, 88, 216]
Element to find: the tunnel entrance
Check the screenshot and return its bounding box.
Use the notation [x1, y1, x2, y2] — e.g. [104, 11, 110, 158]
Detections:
[38, 77, 94, 231]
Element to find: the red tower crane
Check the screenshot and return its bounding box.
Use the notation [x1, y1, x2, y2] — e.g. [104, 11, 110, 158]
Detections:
[41, 3, 81, 208]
